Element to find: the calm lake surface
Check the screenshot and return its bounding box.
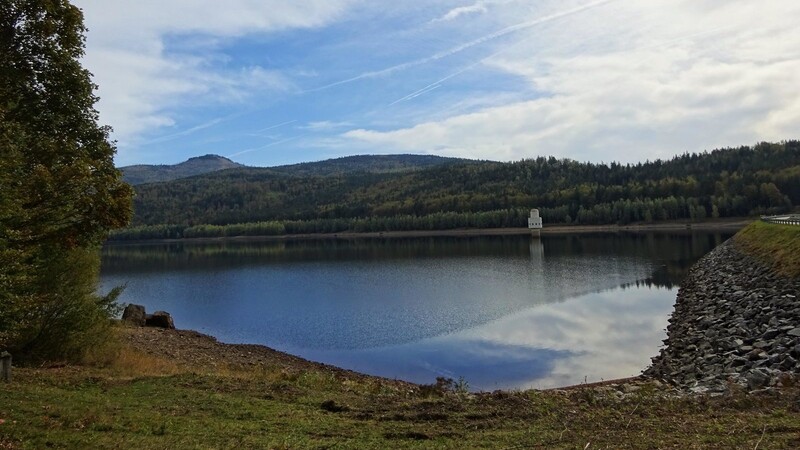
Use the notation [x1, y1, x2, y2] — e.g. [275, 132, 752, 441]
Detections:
[100, 232, 731, 390]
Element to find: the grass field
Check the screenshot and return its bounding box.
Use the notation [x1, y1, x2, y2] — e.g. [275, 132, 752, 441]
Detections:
[734, 220, 800, 278]
[2, 348, 800, 449]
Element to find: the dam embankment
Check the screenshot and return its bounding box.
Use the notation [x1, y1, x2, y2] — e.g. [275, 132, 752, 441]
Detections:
[645, 234, 800, 393]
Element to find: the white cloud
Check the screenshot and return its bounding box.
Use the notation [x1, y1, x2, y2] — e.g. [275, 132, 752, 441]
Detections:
[434, 2, 488, 22]
[344, 0, 800, 163]
[299, 121, 354, 131]
[73, 0, 355, 156]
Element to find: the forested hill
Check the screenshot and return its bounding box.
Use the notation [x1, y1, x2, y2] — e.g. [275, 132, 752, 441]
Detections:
[120, 154, 243, 185]
[118, 142, 800, 238]
[267, 154, 471, 176]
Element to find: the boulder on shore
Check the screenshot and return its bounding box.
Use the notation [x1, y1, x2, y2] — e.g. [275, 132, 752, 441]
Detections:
[121, 304, 147, 326]
[146, 311, 175, 329]
[122, 304, 176, 329]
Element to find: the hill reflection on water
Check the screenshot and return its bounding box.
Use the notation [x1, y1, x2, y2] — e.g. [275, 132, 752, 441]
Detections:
[103, 231, 725, 288]
[101, 231, 731, 390]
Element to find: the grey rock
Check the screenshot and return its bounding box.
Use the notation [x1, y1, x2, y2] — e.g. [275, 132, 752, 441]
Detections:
[121, 304, 147, 326]
[753, 341, 771, 349]
[145, 311, 175, 329]
[746, 370, 771, 390]
[780, 356, 797, 371]
[729, 357, 747, 367]
[761, 329, 780, 340]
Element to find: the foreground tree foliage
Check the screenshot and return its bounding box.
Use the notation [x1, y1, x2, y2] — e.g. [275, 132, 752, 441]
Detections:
[0, 0, 132, 362]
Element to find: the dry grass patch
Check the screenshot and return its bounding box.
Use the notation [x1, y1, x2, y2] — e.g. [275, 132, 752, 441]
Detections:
[104, 347, 183, 377]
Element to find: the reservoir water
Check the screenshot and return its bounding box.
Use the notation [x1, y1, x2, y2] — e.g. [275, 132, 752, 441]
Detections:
[100, 232, 730, 390]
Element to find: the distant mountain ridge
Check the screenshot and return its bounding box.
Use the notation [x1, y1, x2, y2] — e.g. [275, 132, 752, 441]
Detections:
[120, 154, 467, 185]
[120, 154, 243, 185]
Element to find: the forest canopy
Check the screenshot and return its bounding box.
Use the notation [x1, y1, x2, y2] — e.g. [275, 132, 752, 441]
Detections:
[114, 141, 799, 240]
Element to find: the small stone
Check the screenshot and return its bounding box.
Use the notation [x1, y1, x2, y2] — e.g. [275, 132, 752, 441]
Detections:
[753, 341, 771, 350]
[621, 384, 640, 394]
[781, 356, 797, 370]
[787, 328, 800, 337]
[761, 329, 780, 340]
[749, 387, 775, 395]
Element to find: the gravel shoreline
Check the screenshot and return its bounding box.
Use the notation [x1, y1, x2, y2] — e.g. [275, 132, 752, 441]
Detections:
[120, 327, 417, 390]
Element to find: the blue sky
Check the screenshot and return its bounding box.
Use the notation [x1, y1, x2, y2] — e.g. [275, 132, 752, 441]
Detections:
[73, 1, 800, 167]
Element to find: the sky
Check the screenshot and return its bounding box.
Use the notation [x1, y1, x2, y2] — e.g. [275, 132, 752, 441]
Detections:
[72, 0, 800, 167]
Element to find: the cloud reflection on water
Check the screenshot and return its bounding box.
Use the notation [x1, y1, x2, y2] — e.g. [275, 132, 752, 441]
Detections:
[297, 285, 675, 391]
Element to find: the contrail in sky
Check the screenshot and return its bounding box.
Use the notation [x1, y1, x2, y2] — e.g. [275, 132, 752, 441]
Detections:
[141, 117, 227, 145]
[228, 136, 303, 158]
[388, 54, 492, 106]
[256, 120, 297, 132]
[305, 0, 615, 93]
[388, 27, 534, 107]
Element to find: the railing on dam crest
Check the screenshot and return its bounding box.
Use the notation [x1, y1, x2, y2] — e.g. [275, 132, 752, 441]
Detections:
[761, 214, 800, 226]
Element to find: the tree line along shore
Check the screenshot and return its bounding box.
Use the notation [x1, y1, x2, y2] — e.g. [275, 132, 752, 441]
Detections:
[116, 141, 800, 241]
[107, 218, 750, 243]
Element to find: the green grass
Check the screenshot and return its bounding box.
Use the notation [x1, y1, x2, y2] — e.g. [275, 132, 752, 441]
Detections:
[2, 363, 800, 449]
[734, 220, 800, 278]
